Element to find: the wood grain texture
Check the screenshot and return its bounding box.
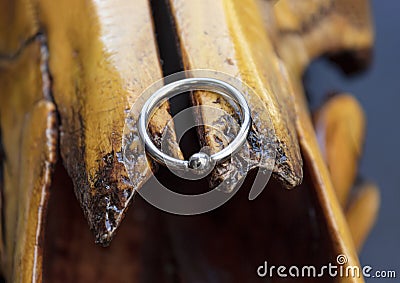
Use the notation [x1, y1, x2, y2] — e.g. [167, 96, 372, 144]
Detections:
[0, 0, 182, 278]
[0, 40, 57, 282]
[0, 0, 377, 282]
[164, 1, 375, 281]
[35, 0, 181, 246]
[169, 0, 303, 189]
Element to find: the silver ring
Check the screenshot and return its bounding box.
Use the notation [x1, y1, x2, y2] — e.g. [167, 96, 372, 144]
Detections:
[138, 77, 251, 172]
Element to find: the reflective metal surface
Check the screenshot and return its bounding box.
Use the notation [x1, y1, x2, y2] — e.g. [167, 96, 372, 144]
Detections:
[138, 77, 251, 172]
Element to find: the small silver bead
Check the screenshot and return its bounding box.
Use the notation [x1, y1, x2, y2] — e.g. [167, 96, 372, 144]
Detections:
[188, 152, 211, 171]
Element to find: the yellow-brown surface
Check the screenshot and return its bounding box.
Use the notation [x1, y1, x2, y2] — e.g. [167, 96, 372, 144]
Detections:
[0, 0, 379, 282]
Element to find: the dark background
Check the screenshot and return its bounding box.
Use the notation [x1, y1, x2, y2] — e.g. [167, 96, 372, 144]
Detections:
[306, 0, 400, 279]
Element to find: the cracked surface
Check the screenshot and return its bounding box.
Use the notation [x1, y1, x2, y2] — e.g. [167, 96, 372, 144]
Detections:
[0, 0, 374, 281]
[1, 0, 182, 250]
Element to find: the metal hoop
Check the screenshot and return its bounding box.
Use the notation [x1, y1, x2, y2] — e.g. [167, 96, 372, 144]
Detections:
[138, 77, 251, 172]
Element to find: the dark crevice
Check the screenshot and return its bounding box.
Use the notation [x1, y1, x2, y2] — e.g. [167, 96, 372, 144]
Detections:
[150, 0, 200, 159]
[148, 1, 210, 281]
[0, 32, 42, 62]
[38, 33, 62, 157]
[39, 33, 62, 116]
[38, 34, 54, 102]
[150, 0, 183, 76]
